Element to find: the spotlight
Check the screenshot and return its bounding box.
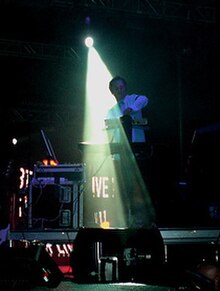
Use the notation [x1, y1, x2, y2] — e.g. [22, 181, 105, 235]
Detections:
[85, 36, 94, 48]
[12, 138, 18, 145]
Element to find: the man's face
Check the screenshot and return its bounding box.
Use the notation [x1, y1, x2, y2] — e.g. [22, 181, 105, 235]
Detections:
[111, 80, 127, 102]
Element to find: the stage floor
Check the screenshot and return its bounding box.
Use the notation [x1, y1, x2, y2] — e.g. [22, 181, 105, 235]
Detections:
[31, 281, 176, 291]
[2, 227, 220, 291]
[8, 227, 220, 244]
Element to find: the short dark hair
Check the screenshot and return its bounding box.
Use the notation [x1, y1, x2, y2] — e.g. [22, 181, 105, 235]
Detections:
[109, 76, 127, 93]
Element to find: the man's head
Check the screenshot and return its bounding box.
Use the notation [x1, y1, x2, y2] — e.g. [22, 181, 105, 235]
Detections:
[109, 76, 127, 102]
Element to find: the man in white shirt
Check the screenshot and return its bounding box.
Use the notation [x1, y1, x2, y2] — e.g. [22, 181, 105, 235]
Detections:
[106, 76, 148, 143]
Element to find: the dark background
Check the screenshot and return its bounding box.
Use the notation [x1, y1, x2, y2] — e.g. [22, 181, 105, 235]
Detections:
[0, 1, 219, 228]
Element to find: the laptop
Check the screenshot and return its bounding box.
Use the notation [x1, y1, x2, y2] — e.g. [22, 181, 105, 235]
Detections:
[40, 129, 58, 165]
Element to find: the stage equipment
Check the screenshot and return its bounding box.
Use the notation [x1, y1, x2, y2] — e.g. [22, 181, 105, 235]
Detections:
[33, 163, 84, 180]
[78, 141, 150, 157]
[28, 163, 85, 229]
[0, 244, 63, 290]
[70, 227, 165, 284]
[186, 123, 220, 225]
[40, 129, 58, 164]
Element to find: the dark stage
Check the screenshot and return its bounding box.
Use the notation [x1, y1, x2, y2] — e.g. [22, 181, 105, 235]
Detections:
[0, 226, 219, 291]
[0, 1, 220, 290]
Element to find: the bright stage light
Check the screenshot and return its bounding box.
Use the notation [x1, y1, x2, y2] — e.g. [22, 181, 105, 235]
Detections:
[85, 36, 94, 48]
[82, 45, 127, 228]
[81, 45, 156, 229]
[84, 46, 115, 143]
[12, 138, 18, 145]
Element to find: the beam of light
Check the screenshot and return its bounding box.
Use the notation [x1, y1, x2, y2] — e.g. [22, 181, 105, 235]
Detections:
[82, 46, 127, 228]
[84, 46, 115, 143]
[82, 45, 156, 229]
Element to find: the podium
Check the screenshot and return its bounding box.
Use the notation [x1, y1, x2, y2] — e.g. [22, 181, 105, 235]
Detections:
[28, 164, 85, 229]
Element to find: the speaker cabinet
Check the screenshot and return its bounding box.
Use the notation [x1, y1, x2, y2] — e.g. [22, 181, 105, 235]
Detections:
[0, 245, 63, 290]
[70, 227, 165, 283]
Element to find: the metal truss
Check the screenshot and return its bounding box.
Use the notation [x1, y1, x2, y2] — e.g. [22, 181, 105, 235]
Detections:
[0, 38, 80, 61]
[9, 104, 79, 127]
[79, 0, 216, 24]
[0, 1, 216, 60]
[0, 0, 217, 24]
